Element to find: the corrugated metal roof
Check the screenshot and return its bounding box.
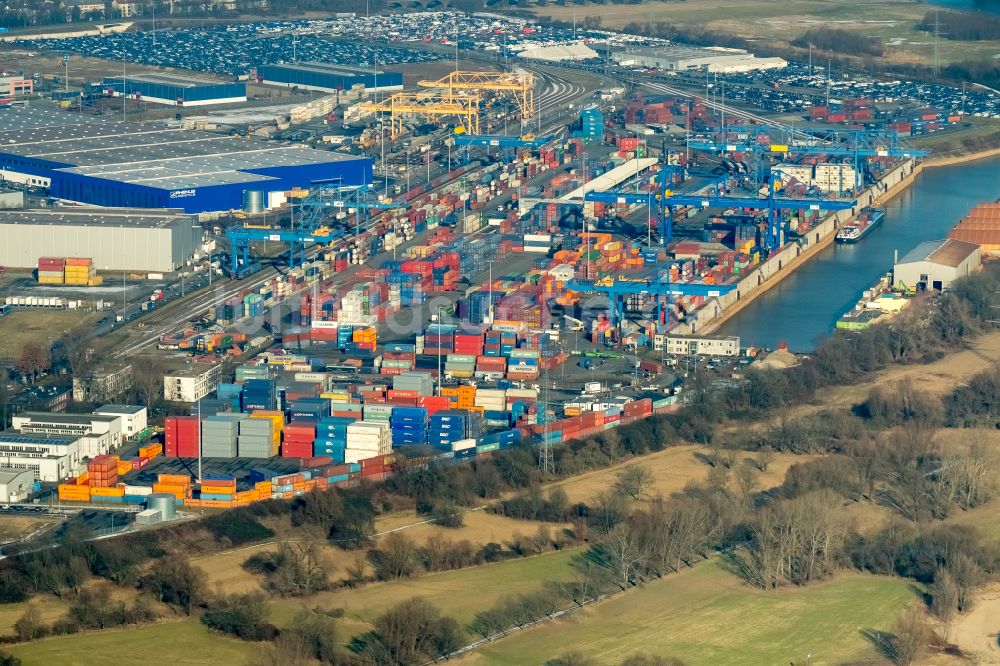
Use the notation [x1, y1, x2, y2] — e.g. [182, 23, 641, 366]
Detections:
[949, 202, 1000, 245]
[897, 238, 979, 268]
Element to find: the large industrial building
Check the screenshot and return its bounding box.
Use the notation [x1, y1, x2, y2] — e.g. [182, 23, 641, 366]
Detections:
[0, 209, 202, 272]
[613, 45, 786, 73]
[255, 62, 403, 94]
[0, 106, 372, 213]
[894, 239, 981, 291]
[949, 202, 1000, 254]
[102, 73, 248, 106]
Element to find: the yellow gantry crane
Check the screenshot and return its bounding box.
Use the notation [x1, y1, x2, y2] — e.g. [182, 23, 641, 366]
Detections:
[359, 91, 481, 139]
[417, 70, 535, 120]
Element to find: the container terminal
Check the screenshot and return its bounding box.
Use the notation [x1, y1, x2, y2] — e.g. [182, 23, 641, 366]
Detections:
[0, 12, 993, 515]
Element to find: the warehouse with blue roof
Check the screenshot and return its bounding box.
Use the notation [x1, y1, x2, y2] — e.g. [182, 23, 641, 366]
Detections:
[101, 73, 247, 107]
[0, 106, 373, 213]
[255, 62, 403, 94]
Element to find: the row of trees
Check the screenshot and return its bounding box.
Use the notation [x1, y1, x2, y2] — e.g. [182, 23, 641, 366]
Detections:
[920, 9, 1000, 41]
[790, 28, 885, 57]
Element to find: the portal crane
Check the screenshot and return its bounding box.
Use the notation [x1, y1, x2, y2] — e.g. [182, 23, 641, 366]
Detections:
[417, 70, 535, 120]
[584, 169, 856, 251]
[360, 91, 480, 139]
[565, 274, 736, 331]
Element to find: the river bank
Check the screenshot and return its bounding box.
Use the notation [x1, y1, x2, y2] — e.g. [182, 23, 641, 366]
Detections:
[695, 143, 1000, 339]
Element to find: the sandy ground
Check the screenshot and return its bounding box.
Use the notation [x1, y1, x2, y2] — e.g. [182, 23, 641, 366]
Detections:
[952, 583, 1000, 663]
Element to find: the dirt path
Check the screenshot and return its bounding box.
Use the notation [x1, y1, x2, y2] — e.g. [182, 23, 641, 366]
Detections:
[951, 583, 1000, 663]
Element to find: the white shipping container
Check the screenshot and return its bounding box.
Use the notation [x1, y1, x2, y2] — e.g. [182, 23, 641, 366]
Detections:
[451, 438, 477, 452]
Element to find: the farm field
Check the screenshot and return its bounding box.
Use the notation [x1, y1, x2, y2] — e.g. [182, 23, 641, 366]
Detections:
[543, 444, 810, 504]
[522, 0, 1000, 66]
[269, 547, 579, 630]
[6, 620, 257, 665]
[455, 559, 917, 666]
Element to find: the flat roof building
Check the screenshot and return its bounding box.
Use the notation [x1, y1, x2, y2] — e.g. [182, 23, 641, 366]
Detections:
[0, 468, 37, 503]
[95, 405, 148, 439]
[0, 208, 202, 272]
[613, 45, 786, 73]
[164, 362, 225, 403]
[894, 239, 981, 292]
[0, 431, 81, 482]
[73, 362, 133, 404]
[255, 62, 403, 94]
[0, 106, 372, 213]
[102, 73, 247, 107]
[12, 411, 123, 458]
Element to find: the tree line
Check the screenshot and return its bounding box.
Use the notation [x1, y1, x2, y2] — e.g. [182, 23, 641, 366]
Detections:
[920, 9, 1000, 41]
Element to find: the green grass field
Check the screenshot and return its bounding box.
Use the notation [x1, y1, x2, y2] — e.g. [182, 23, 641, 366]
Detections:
[457, 559, 917, 666]
[6, 620, 257, 665]
[269, 548, 580, 630]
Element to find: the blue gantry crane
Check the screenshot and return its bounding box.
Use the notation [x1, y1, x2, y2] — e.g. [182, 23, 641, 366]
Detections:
[226, 182, 401, 278]
[584, 168, 856, 251]
[565, 274, 736, 332]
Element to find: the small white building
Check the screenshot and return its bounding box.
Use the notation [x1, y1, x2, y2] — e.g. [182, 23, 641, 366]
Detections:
[0, 432, 82, 482]
[657, 334, 741, 356]
[164, 363, 225, 403]
[12, 412, 123, 458]
[95, 405, 148, 439]
[0, 469, 37, 503]
[894, 239, 982, 292]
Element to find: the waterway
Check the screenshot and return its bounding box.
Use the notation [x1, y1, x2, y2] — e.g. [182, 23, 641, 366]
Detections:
[716, 156, 1000, 351]
[928, 0, 1000, 15]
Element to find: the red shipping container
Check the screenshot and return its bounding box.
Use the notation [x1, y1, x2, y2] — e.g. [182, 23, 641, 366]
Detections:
[303, 456, 333, 469]
[387, 389, 418, 400]
[282, 442, 314, 458]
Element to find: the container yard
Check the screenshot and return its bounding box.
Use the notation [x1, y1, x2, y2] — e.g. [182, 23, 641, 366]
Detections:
[0, 7, 989, 517]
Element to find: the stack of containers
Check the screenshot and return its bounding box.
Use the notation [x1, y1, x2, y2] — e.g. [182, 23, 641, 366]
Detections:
[200, 476, 236, 502]
[476, 355, 507, 378]
[250, 410, 284, 451]
[345, 421, 392, 464]
[201, 415, 240, 458]
[242, 379, 277, 411]
[416, 395, 452, 416]
[63, 258, 99, 286]
[361, 404, 393, 424]
[152, 474, 192, 502]
[288, 397, 330, 422]
[283, 422, 316, 458]
[424, 324, 455, 356]
[122, 484, 153, 504]
[58, 478, 92, 502]
[454, 331, 484, 355]
[452, 437, 477, 460]
[484, 330, 516, 357]
[380, 352, 414, 375]
[315, 416, 355, 460]
[392, 372, 434, 396]
[164, 416, 200, 457]
[235, 365, 271, 381]
[244, 293, 264, 318]
[389, 407, 428, 446]
[444, 354, 476, 379]
[475, 389, 507, 413]
[88, 456, 118, 488]
[428, 409, 467, 451]
[359, 453, 394, 480]
[350, 326, 377, 352]
[91, 486, 125, 504]
[37, 257, 65, 284]
[238, 418, 277, 458]
[459, 290, 499, 325]
[507, 349, 541, 380]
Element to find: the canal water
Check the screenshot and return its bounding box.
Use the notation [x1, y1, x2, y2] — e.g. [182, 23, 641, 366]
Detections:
[716, 156, 1000, 351]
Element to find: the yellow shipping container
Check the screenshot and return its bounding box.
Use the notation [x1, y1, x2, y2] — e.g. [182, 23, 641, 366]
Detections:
[37, 277, 63, 284]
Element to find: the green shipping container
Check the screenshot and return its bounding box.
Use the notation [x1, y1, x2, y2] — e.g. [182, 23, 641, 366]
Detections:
[476, 442, 501, 453]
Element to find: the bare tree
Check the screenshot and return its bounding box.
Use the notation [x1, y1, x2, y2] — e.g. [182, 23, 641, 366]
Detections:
[595, 522, 648, 591]
[132, 361, 165, 411]
[370, 532, 420, 580]
[614, 465, 655, 500]
[734, 461, 758, 505]
[754, 448, 776, 473]
[929, 567, 959, 625]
